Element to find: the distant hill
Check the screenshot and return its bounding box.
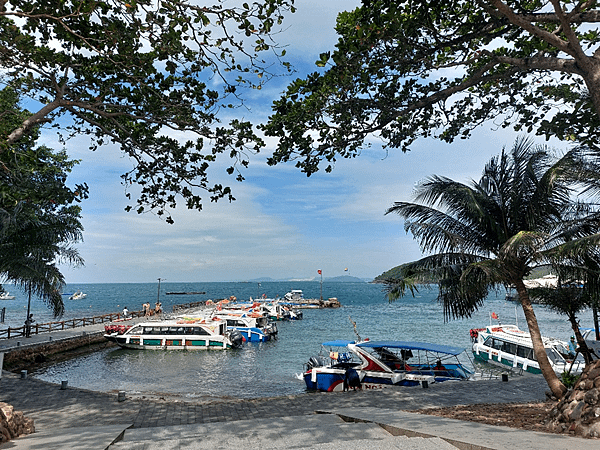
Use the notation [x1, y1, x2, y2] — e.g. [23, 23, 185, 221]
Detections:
[323, 275, 369, 283]
[374, 263, 555, 284]
[244, 275, 371, 283]
[373, 264, 437, 284]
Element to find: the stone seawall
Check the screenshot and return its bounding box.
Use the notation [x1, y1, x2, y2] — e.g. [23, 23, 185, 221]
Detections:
[2, 332, 115, 372]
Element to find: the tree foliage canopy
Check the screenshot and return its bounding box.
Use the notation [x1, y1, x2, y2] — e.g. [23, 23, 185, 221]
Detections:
[0, 0, 295, 222]
[0, 88, 86, 316]
[263, 0, 600, 175]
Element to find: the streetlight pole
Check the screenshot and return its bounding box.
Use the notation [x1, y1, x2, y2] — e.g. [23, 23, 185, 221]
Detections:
[157, 278, 164, 304]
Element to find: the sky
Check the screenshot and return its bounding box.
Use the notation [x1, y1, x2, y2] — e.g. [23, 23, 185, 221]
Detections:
[47, 1, 546, 283]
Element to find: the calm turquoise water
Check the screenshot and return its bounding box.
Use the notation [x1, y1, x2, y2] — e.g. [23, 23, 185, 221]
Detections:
[1, 281, 594, 400]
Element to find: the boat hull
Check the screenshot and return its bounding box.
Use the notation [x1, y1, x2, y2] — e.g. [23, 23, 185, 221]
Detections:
[303, 368, 437, 392]
[109, 334, 234, 350]
[233, 327, 271, 343]
[472, 349, 542, 374]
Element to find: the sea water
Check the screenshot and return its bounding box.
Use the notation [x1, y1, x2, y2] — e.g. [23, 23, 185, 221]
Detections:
[0, 281, 593, 400]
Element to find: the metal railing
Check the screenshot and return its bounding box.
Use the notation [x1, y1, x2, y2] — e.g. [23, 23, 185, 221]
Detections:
[0, 301, 206, 340]
[0, 310, 146, 340]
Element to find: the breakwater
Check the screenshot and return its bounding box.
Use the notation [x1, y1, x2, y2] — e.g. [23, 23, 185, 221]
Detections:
[2, 330, 112, 373]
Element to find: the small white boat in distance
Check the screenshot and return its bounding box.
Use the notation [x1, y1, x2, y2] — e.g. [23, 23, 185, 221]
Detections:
[69, 290, 87, 300]
[0, 292, 15, 300]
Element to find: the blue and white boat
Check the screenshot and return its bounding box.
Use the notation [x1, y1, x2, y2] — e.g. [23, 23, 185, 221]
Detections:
[213, 310, 277, 342]
[302, 340, 472, 392]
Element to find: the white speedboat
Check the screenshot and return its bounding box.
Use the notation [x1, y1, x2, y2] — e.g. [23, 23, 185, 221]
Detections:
[69, 290, 87, 300]
[104, 317, 244, 350]
[581, 328, 600, 360]
[471, 324, 585, 375]
[0, 292, 15, 300]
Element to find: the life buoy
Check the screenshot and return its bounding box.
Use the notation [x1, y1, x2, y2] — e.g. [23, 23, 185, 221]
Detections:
[469, 329, 479, 339]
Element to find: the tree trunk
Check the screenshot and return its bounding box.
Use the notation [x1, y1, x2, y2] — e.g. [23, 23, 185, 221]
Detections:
[567, 311, 593, 366]
[593, 302, 600, 341]
[583, 59, 600, 122]
[515, 279, 567, 399]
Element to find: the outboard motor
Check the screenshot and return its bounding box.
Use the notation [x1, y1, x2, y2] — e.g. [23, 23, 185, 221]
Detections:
[307, 356, 326, 370]
[343, 368, 362, 391]
[266, 322, 278, 337]
[227, 329, 244, 348]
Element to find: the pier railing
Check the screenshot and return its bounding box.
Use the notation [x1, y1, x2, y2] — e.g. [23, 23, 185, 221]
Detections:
[0, 310, 145, 340]
[0, 301, 206, 340]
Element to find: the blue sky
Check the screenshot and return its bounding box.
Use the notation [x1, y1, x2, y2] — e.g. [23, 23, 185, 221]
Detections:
[50, 1, 545, 283]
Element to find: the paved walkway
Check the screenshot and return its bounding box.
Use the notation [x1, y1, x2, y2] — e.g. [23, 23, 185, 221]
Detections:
[1, 323, 599, 449]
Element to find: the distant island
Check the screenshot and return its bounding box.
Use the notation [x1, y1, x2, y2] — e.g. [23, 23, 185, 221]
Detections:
[242, 275, 371, 283]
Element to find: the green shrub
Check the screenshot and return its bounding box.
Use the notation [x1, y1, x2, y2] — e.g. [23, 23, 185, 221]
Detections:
[560, 371, 580, 389]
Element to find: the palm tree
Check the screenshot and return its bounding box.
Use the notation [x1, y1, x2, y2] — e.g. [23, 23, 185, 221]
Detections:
[0, 208, 84, 317]
[383, 137, 600, 399]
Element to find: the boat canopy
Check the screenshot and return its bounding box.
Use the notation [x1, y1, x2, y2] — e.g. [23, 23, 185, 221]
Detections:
[322, 339, 355, 347]
[356, 340, 465, 356]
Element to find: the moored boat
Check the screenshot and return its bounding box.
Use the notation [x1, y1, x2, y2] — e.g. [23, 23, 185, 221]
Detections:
[212, 310, 278, 342]
[104, 317, 244, 350]
[581, 328, 600, 360]
[301, 339, 472, 392]
[69, 290, 87, 300]
[471, 324, 585, 374]
[0, 292, 15, 300]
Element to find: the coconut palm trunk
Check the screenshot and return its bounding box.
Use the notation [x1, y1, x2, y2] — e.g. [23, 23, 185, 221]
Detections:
[514, 279, 566, 398]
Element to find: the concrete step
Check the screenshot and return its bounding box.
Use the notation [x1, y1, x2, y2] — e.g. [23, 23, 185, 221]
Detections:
[308, 436, 460, 450]
[7, 424, 130, 450]
[108, 414, 459, 450]
[116, 413, 346, 443]
[109, 434, 459, 450]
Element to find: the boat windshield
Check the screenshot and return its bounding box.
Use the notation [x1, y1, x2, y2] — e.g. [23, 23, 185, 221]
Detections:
[545, 347, 566, 364]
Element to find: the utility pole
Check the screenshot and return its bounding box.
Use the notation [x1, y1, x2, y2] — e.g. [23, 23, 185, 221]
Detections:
[157, 278, 164, 304]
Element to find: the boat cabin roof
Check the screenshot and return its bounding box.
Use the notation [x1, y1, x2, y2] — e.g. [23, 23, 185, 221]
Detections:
[322, 339, 355, 347]
[356, 340, 465, 356]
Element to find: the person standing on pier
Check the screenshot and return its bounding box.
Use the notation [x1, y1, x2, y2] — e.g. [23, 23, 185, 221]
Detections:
[24, 314, 34, 338]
